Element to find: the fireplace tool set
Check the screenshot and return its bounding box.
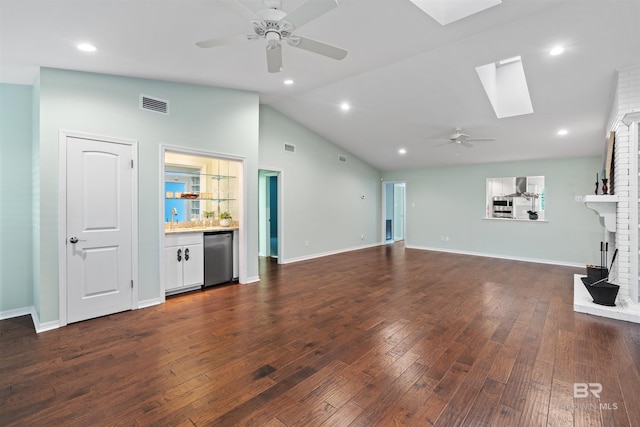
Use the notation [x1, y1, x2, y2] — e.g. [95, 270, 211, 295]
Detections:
[582, 242, 619, 306]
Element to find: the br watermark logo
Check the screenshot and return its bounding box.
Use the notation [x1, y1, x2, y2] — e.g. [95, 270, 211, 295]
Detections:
[574, 383, 602, 398]
[560, 383, 619, 411]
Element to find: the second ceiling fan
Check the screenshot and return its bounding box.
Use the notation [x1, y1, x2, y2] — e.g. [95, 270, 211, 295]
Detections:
[196, 0, 348, 73]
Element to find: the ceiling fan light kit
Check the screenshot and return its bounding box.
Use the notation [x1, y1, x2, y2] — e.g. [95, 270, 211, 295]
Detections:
[196, 0, 348, 73]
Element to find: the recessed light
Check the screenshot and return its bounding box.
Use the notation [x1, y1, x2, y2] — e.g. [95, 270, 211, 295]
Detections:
[557, 129, 568, 136]
[283, 79, 294, 85]
[77, 43, 97, 52]
[398, 148, 407, 155]
[550, 46, 564, 56]
[340, 102, 350, 111]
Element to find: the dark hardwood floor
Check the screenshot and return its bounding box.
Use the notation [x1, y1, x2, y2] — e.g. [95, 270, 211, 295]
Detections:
[2, 244, 640, 426]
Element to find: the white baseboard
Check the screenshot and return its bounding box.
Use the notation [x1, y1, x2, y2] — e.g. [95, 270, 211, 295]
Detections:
[138, 297, 163, 309]
[0, 306, 59, 333]
[405, 244, 584, 268]
[0, 306, 32, 320]
[244, 276, 260, 284]
[282, 242, 384, 264]
[30, 307, 60, 333]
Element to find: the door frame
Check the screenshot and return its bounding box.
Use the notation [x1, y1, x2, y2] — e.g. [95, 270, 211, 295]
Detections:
[58, 130, 139, 327]
[259, 166, 284, 264]
[381, 180, 407, 245]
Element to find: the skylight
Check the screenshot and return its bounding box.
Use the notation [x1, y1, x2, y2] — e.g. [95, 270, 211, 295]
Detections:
[475, 55, 534, 119]
[408, 0, 502, 26]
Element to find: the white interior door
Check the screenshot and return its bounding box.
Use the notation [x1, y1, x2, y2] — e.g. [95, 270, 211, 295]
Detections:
[66, 136, 134, 323]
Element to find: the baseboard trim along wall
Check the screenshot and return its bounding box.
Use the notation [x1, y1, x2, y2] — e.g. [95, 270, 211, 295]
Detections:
[283, 242, 384, 265]
[0, 306, 32, 321]
[30, 307, 60, 333]
[405, 244, 584, 268]
[138, 297, 163, 309]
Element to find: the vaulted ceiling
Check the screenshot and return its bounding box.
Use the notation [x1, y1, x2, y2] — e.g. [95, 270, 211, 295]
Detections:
[1, 0, 638, 170]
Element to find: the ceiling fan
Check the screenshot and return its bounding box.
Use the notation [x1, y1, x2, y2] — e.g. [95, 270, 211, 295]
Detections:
[196, 0, 348, 73]
[427, 128, 496, 148]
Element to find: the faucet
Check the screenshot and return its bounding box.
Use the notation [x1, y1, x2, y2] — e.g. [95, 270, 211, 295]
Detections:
[171, 207, 178, 229]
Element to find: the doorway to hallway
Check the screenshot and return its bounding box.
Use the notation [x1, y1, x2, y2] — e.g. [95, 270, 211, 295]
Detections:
[259, 169, 282, 262]
[383, 181, 406, 244]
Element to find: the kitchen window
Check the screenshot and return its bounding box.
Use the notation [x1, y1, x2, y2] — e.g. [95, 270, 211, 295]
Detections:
[486, 176, 545, 220]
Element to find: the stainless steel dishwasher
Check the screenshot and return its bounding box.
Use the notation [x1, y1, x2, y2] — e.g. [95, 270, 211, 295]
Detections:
[204, 231, 233, 287]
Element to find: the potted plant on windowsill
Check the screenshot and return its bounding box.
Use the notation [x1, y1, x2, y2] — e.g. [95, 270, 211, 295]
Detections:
[219, 211, 232, 227]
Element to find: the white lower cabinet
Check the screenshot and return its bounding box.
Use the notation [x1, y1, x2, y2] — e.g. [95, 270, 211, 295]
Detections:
[164, 233, 204, 293]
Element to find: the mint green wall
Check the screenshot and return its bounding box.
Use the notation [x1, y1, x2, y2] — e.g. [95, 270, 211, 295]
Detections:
[0, 84, 33, 312]
[36, 68, 259, 323]
[383, 156, 603, 265]
[259, 106, 382, 262]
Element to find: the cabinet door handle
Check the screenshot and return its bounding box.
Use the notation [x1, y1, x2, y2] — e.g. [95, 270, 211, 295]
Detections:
[184, 248, 190, 261]
[177, 248, 182, 262]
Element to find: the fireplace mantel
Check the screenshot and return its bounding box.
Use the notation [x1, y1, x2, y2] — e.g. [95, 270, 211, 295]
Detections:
[584, 195, 618, 232]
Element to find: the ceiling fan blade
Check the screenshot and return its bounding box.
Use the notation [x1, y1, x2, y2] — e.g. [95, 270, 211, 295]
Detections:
[266, 44, 283, 73]
[287, 36, 347, 60]
[460, 141, 474, 148]
[467, 137, 496, 142]
[426, 139, 451, 143]
[434, 142, 452, 148]
[221, 0, 260, 21]
[280, 0, 338, 30]
[196, 34, 254, 48]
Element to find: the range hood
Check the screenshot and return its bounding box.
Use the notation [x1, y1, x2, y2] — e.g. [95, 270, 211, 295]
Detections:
[504, 176, 528, 198]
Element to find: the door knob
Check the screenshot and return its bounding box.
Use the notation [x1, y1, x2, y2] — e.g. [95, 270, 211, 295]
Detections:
[69, 237, 78, 244]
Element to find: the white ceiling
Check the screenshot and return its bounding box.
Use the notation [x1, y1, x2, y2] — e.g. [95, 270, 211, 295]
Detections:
[1, 0, 638, 171]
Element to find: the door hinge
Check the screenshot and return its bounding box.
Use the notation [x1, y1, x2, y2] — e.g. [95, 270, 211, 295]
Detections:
[131, 279, 134, 288]
[130, 159, 134, 169]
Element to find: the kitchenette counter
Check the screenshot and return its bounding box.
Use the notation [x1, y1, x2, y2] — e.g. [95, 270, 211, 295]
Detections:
[165, 226, 239, 234]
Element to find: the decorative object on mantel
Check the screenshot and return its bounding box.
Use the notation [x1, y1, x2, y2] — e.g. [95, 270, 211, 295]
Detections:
[581, 247, 619, 306]
[604, 131, 615, 195]
[595, 172, 599, 195]
[601, 178, 608, 195]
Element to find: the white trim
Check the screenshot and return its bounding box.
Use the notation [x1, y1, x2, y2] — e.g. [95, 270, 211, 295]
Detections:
[282, 242, 383, 264]
[259, 166, 285, 265]
[405, 244, 584, 268]
[31, 307, 60, 333]
[483, 217, 549, 223]
[0, 306, 32, 320]
[138, 297, 163, 309]
[58, 130, 139, 327]
[244, 275, 260, 284]
[0, 306, 60, 333]
[628, 119, 639, 303]
[160, 145, 249, 293]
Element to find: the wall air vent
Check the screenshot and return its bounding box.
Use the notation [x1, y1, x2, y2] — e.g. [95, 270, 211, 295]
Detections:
[283, 143, 296, 153]
[140, 94, 169, 115]
[338, 154, 348, 163]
